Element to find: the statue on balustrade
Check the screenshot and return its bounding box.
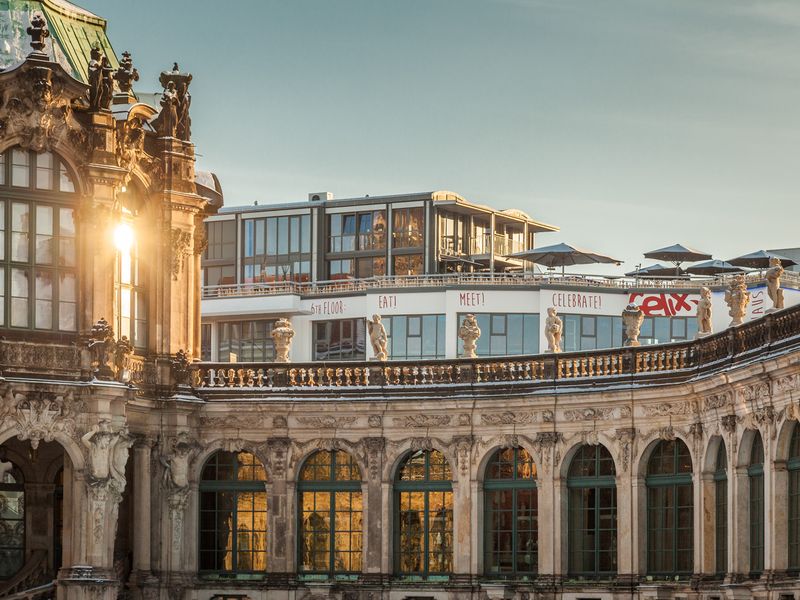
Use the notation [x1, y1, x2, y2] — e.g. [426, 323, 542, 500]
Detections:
[545, 307, 563, 353]
[696, 286, 713, 338]
[271, 317, 295, 363]
[367, 314, 388, 361]
[766, 257, 785, 312]
[724, 274, 750, 326]
[459, 314, 481, 358]
[155, 81, 179, 137]
[622, 303, 644, 347]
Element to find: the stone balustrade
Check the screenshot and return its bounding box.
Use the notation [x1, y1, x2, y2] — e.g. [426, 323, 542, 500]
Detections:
[194, 303, 800, 394]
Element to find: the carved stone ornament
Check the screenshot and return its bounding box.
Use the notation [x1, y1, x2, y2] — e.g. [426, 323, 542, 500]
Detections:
[615, 427, 636, 473]
[271, 318, 295, 363]
[296, 416, 357, 429]
[720, 414, 737, 434]
[266, 437, 291, 479]
[703, 392, 731, 411]
[724, 274, 751, 327]
[453, 435, 473, 478]
[160, 432, 200, 491]
[83, 317, 116, 380]
[531, 431, 562, 473]
[458, 314, 481, 358]
[367, 314, 388, 361]
[116, 115, 145, 173]
[0, 57, 88, 155]
[155, 63, 192, 140]
[361, 437, 385, 480]
[410, 437, 434, 452]
[170, 228, 192, 279]
[113, 50, 140, 94]
[766, 256, 785, 313]
[368, 415, 383, 428]
[544, 307, 563, 353]
[481, 411, 535, 426]
[394, 414, 451, 428]
[642, 401, 697, 418]
[696, 286, 713, 338]
[622, 303, 645, 346]
[27, 12, 50, 55]
[171, 349, 193, 387]
[0, 389, 85, 449]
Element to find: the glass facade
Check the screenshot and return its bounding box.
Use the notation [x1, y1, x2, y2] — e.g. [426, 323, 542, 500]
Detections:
[199, 452, 268, 574]
[327, 210, 387, 280]
[218, 320, 276, 362]
[384, 314, 446, 360]
[395, 450, 453, 578]
[567, 445, 617, 577]
[749, 434, 764, 575]
[0, 464, 23, 579]
[562, 315, 623, 352]
[646, 439, 693, 577]
[313, 318, 366, 361]
[243, 214, 311, 283]
[298, 451, 363, 576]
[392, 207, 424, 249]
[714, 442, 727, 576]
[458, 313, 539, 357]
[789, 425, 800, 571]
[203, 220, 236, 286]
[484, 448, 538, 577]
[638, 316, 698, 345]
[0, 148, 77, 333]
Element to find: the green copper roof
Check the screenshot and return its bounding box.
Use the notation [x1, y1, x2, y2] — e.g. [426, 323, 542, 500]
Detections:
[0, 0, 118, 83]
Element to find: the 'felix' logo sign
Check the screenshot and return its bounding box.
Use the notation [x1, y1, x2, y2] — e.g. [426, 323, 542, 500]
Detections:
[629, 292, 699, 317]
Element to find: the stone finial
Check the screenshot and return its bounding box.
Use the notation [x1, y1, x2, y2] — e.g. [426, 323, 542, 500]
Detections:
[545, 307, 563, 353]
[172, 349, 193, 386]
[367, 314, 388, 361]
[458, 314, 481, 358]
[724, 274, 751, 326]
[695, 286, 713, 338]
[622, 303, 644, 347]
[766, 256, 785, 313]
[27, 13, 50, 55]
[113, 51, 140, 94]
[271, 318, 295, 363]
[86, 317, 116, 379]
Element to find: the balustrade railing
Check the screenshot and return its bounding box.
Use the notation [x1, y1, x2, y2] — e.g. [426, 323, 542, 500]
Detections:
[202, 269, 800, 299]
[195, 304, 800, 393]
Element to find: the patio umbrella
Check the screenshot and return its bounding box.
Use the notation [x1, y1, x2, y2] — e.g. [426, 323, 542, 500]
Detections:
[727, 250, 797, 269]
[644, 243, 712, 274]
[684, 259, 745, 276]
[625, 263, 683, 277]
[508, 242, 621, 275]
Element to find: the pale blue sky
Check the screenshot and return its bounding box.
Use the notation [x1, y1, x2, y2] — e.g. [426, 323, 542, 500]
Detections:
[81, 0, 799, 269]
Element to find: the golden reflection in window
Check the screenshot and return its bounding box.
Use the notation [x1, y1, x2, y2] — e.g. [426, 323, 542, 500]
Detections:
[399, 450, 452, 481]
[299, 450, 363, 574]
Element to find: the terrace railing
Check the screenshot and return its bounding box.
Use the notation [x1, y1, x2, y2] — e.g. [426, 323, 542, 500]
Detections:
[202, 270, 800, 300]
[195, 303, 800, 395]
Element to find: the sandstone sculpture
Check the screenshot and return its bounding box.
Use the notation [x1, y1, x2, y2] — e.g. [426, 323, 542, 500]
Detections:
[458, 314, 481, 358]
[271, 317, 295, 363]
[724, 274, 750, 326]
[696, 286, 713, 338]
[367, 314, 388, 361]
[545, 307, 563, 353]
[766, 257, 785, 312]
[156, 81, 179, 137]
[622, 303, 644, 347]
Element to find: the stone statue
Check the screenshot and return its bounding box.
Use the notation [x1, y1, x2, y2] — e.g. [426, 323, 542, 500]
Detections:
[271, 318, 295, 363]
[544, 307, 563, 353]
[176, 81, 192, 142]
[696, 287, 713, 338]
[724, 274, 750, 326]
[367, 314, 388, 361]
[81, 419, 116, 481]
[161, 433, 197, 490]
[87, 47, 103, 111]
[156, 81, 179, 137]
[110, 425, 134, 487]
[622, 303, 644, 347]
[766, 257, 785, 313]
[99, 55, 114, 109]
[113, 51, 140, 95]
[458, 314, 481, 358]
[27, 13, 50, 54]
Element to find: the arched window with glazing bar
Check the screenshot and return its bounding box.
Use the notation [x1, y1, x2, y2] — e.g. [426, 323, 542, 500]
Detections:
[395, 449, 453, 579]
[749, 433, 764, 576]
[0, 462, 24, 580]
[298, 450, 363, 578]
[714, 442, 727, 576]
[199, 451, 268, 575]
[484, 447, 538, 578]
[646, 439, 693, 577]
[567, 444, 617, 578]
[0, 147, 78, 334]
[789, 425, 800, 572]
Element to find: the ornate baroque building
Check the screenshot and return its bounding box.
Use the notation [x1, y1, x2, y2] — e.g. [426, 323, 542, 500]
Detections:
[1, 8, 800, 600]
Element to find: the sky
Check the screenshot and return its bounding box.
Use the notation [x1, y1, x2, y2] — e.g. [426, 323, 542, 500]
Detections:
[80, 0, 800, 271]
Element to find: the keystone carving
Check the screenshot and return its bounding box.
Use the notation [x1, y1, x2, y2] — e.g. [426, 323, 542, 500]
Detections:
[0, 389, 85, 449]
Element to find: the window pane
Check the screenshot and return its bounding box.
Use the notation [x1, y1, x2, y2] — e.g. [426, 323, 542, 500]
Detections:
[35, 205, 53, 264]
[59, 208, 76, 267]
[0, 201, 5, 261]
[34, 271, 53, 329]
[0, 152, 5, 185]
[59, 272, 77, 331]
[11, 149, 29, 187]
[11, 202, 29, 262]
[10, 268, 29, 327]
[35, 152, 53, 190]
[58, 163, 75, 193]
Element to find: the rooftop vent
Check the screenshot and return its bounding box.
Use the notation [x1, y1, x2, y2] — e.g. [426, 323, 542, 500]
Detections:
[309, 192, 333, 202]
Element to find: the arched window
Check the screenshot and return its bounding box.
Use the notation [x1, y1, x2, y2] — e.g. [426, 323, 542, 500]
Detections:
[567, 444, 617, 577]
[484, 447, 538, 578]
[714, 442, 727, 576]
[789, 425, 800, 571]
[0, 462, 24, 579]
[395, 449, 453, 578]
[646, 439, 693, 576]
[0, 147, 78, 333]
[199, 451, 267, 574]
[748, 433, 764, 575]
[114, 187, 147, 350]
[298, 450, 362, 576]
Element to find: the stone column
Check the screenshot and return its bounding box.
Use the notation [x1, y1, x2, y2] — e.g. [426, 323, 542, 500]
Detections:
[132, 440, 152, 573]
[770, 458, 789, 574]
[538, 471, 557, 579]
[693, 462, 704, 576]
[732, 466, 750, 575]
[362, 438, 385, 580]
[632, 475, 647, 575]
[451, 436, 474, 578]
[285, 479, 298, 574]
[700, 471, 716, 575]
[263, 438, 290, 576]
[616, 471, 636, 580]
